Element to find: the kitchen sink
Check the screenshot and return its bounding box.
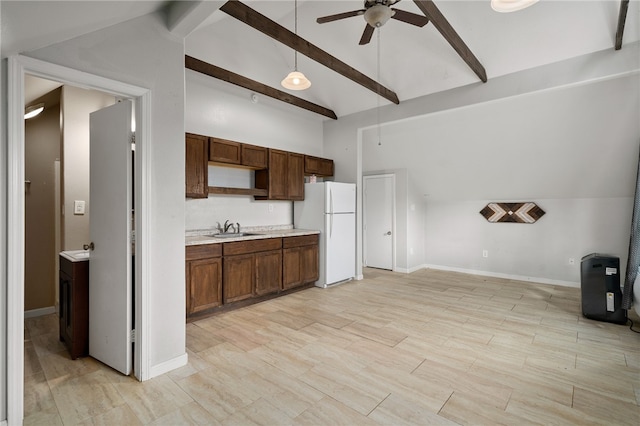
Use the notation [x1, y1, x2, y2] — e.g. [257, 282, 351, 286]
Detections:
[211, 232, 259, 238]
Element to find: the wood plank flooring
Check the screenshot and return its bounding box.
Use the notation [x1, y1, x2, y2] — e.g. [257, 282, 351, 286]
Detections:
[24, 268, 640, 425]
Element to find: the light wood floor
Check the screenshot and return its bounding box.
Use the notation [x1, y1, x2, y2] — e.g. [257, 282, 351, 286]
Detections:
[25, 268, 640, 425]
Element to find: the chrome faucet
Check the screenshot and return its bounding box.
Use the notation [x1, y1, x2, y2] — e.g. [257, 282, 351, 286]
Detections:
[216, 220, 240, 234]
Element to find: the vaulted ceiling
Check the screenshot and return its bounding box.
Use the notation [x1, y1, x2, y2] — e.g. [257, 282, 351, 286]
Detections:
[3, 1, 639, 118]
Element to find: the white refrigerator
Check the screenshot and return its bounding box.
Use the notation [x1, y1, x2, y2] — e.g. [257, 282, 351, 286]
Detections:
[294, 182, 356, 288]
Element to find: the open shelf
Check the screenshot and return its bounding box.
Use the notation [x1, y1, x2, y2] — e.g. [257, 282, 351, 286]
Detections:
[208, 186, 268, 196]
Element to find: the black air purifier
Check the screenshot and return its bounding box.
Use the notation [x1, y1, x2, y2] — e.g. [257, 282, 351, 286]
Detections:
[580, 253, 627, 324]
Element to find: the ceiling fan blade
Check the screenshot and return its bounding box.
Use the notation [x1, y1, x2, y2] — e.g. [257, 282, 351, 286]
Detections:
[413, 0, 487, 82]
[317, 9, 364, 24]
[391, 9, 429, 27]
[359, 24, 375, 45]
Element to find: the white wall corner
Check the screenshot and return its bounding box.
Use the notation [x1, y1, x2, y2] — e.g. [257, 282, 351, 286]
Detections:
[148, 352, 188, 380]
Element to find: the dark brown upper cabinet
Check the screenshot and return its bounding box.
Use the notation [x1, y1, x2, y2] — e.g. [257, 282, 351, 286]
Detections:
[209, 137, 268, 169]
[185, 133, 209, 198]
[255, 149, 304, 201]
[304, 155, 334, 177]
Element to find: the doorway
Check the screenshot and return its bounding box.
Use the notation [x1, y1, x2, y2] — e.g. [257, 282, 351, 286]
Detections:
[7, 55, 151, 422]
[363, 174, 395, 270]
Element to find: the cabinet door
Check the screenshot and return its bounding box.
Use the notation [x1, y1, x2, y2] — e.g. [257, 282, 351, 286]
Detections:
[187, 257, 223, 315]
[59, 271, 72, 342]
[300, 244, 319, 284]
[304, 156, 334, 177]
[287, 152, 305, 201]
[268, 149, 288, 200]
[223, 254, 255, 303]
[255, 249, 282, 296]
[282, 247, 302, 290]
[242, 144, 268, 169]
[185, 133, 208, 198]
[210, 137, 241, 165]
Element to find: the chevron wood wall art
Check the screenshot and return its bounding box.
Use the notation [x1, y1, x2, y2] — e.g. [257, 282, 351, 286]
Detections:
[480, 202, 545, 223]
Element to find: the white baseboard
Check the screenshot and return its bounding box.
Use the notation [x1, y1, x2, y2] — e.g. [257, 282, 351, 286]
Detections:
[394, 264, 425, 274]
[148, 352, 188, 379]
[423, 264, 580, 288]
[24, 306, 56, 319]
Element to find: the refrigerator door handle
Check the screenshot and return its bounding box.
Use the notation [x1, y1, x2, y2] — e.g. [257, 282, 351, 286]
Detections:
[329, 213, 333, 238]
[329, 188, 334, 215]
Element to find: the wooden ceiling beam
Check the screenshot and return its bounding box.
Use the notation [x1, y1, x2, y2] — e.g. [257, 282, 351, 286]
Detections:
[185, 55, 338, 120]
[615, 0, 629, 50]
[219, 0, 400, 105]
[413, 0, 487, 83]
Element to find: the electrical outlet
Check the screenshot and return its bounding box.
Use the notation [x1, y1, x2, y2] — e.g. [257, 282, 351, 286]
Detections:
[569, 258, 575, 265]
[268, 203, 274, 213]
[482, 249, 488, 258]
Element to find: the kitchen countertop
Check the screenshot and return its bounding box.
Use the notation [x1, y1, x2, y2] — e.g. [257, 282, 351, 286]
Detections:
[185, 228, 320, 246]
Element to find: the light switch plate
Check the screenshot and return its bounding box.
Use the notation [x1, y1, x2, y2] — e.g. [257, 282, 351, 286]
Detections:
[74, 200, 85, 215]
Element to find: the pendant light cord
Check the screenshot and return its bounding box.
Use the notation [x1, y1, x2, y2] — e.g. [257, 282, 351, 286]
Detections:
[377, 27, 382, 146]
[294, 0, 298, 71]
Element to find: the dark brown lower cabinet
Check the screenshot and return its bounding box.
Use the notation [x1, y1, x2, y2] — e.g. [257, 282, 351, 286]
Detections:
[223, 238, 283, 303]
[255, 250, 282, 296]
[223, 253, 255, 303]
[59, 256, 89, 360]
[283, 235, 319, 290]
[186, 244, 222, 317]
[186, 235, 318, 321]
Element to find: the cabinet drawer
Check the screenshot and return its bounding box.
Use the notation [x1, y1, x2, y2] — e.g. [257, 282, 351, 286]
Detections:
[186, 243, 222, 260]
[223, 238, 282, 256]
[283, 234, 319, 249]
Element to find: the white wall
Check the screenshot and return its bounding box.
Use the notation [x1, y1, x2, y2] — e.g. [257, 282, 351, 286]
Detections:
[25, 12, 186, 373]
[326, 44, 640, 285]
[185, 70, 325, 231]
[0, 43, 8, 424]
[61, 85, 115, 250]
[424, 198, 633, 285]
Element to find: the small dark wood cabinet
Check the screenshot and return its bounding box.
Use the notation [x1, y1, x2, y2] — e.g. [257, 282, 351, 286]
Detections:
[255, 149, 305, 201]
[304, 155, 334, 177]
[283, 235, 320, 290]
[186, 244, 223, 316]
[59, 256, 89, 359]
[223, 238, 282, 303]
[185, 133, 209, 198]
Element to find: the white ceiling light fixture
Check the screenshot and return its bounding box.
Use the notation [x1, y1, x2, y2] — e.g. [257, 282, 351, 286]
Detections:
[24, 103, 44, 119]
[491, 0, 539, 13]
[281, 0, 311, 90]
[364, 4, 394, 28]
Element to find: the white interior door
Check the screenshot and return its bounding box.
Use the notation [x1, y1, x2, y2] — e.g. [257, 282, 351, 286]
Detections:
[364, 175, 394, 270]
[89, 100, 132, 375]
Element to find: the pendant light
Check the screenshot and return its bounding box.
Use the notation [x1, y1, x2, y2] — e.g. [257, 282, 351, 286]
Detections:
[281, 0, 311, 90]
[491, 0, 539, 13]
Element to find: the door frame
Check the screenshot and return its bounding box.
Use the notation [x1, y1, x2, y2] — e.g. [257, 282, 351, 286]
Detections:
[7, 54, 151, 421]
[362, 173, 396, 271]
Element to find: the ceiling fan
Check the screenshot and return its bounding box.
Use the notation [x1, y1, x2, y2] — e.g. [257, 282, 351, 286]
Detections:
[316, 0, 429, 45]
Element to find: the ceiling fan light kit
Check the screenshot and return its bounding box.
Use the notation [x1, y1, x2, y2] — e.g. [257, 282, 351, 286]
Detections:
[491, 0, 539, 13]
[365, 4, 394, 28]
[281, 70, 312, 90]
